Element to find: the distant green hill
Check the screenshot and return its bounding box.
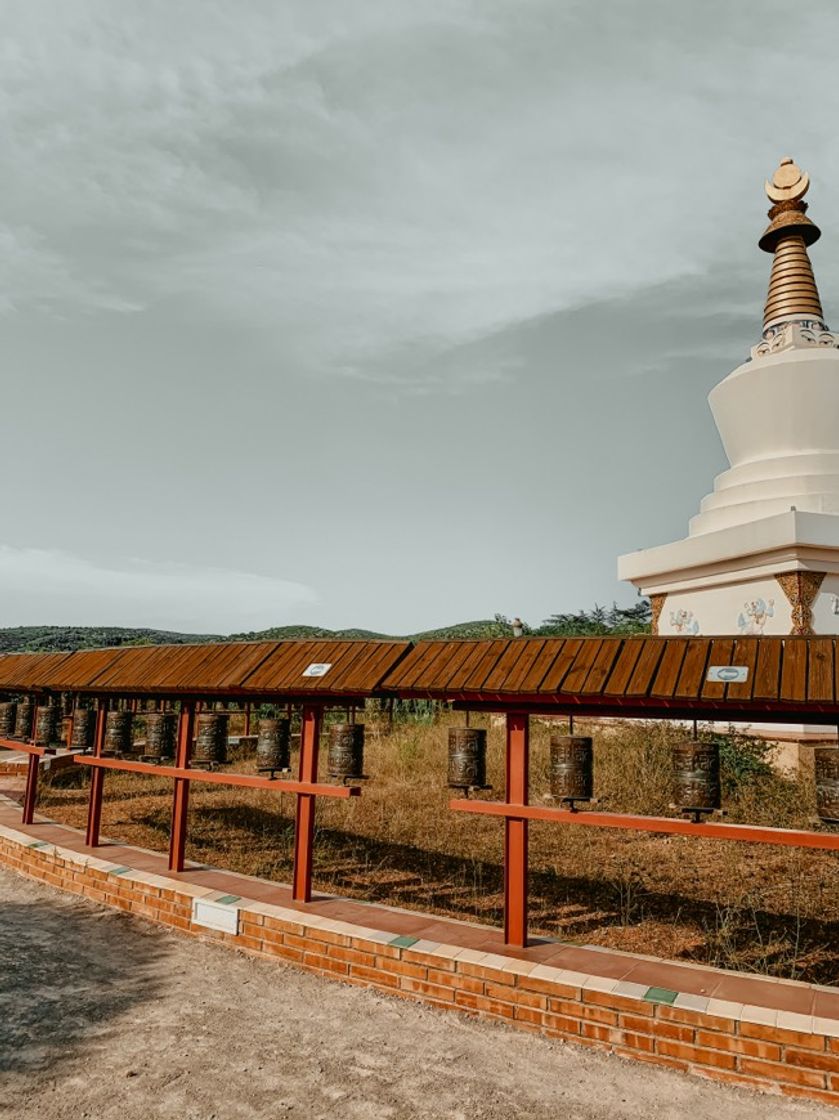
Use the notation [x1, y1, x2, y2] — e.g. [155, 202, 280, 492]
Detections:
[0, 604, 650, 654]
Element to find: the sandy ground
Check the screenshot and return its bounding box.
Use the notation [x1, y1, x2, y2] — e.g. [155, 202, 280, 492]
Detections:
[0, 868, 835, 1120]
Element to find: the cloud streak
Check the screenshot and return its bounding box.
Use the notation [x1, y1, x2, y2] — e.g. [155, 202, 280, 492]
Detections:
[0, 546, 318, 633]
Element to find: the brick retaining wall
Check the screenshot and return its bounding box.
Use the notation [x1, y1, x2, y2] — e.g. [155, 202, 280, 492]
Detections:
[2, 812, 838, 1106]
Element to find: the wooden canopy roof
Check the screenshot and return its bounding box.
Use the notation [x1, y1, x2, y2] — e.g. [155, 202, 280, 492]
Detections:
[1, 635, 838, 723]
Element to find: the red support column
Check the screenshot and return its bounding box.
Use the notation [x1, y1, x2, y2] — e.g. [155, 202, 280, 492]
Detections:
[85, 702, 108, 846]
[292, 704, 321, 902]
[169, 701, 195, 872]
[21, 754, 39, 825]
[504, 711, 530, 948]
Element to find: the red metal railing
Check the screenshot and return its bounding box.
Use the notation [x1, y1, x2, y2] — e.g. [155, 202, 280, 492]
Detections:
[451, 712, 839, 948]
[7, 705, 839, 950]
[67, 701, 359, 900]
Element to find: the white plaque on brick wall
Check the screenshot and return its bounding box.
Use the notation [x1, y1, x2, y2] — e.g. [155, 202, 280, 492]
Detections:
[192, 898, 240, 935]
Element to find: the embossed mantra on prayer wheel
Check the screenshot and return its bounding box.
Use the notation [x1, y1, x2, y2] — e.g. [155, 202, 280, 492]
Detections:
[0, 701, 17, 737]
[143, 711, 177, 761]
[327, 723, 365, 782]
[34, 704, 60, 746]
[70, 708, 95, 750]
[447, 727, 488, 791]
[193, 711, 228, 767]
[104, 711, 134, 756]
[814, 748, 839, 824]
[15, 697, 34, 739]
[672, 740, 721, 814]
[549, 734, 594, 802]
[256, 718, 291, 774]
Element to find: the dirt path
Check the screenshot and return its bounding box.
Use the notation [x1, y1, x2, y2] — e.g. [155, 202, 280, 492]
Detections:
[0, 867, 833, 1120]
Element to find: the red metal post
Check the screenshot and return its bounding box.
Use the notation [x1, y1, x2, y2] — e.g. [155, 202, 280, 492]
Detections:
[169, 701, 195, 872]
[21, 754, 39, 825]
[85, 703, 108, 846]
[292, 704, 321, 902]
[504, 711, 529, 948]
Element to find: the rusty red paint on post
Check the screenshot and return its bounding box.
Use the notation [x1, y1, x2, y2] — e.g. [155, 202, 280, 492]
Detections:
[292, 704, 321, 902]
[21, 754, 39, 825]
[169, 702, 195, 872]
[85, 703, 108, 847]
[504, 712, 529, 948]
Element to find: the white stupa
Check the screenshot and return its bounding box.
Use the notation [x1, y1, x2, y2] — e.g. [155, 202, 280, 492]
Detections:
[619, 158, 839, 644]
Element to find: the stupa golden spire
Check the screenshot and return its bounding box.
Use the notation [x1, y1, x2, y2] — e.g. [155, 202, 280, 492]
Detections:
[759, 157, 825, 332]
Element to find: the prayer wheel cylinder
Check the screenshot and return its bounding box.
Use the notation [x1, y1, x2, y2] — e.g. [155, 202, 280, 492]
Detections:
[15, 697, 34, 739]
[70, 708, 95, 750]
[0, 701, 17, 737]
[549, 734, 593, 801]
[193, 712, 228, 766]
[34, 705, 60, 746]
[672, 740, 721, 811]
[144, 711, 177, 760]
[447, 727, 487, 790]
[104, 711, 134, 756]
[256, 718, 291, 772]
[328, 723, 365, 782]
[814, 748, 839, 823]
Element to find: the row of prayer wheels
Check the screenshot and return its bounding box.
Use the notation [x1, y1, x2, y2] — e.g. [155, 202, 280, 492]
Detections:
[446, 728, 839, 824]
[57, 708, 368, 781]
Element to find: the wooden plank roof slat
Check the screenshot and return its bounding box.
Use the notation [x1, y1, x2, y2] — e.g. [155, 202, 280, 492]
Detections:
[537, 639, 584, 693]
[780, 638, 808, 702]
[723, 637, 759, 703]
[698, 637, 735, 701]
[650, 640, 689, 698]
[753, 639, 783, 701]
[503, 639, 549, 692]
[554, 639, 603, 695]
[462, 641, 511, 692]
[625, 639, 666, 696]
[580, 639, 623, 695]
[387, 641, 449, 690]
[674, 638, 713, 699]
[601, 639, 644, 696]
[807, 637, 834, 703]
[515, 639, 565, 693]
[482, 641, 531, 693]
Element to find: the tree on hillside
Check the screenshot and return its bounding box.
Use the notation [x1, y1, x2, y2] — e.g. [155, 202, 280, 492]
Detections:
[537, 600, 651, 636]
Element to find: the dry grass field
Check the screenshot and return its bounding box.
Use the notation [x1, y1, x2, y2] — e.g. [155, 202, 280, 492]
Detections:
[38, 710, 839, 985]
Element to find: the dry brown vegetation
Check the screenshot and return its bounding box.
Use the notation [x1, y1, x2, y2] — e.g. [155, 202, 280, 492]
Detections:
[38, 710, 839, 984]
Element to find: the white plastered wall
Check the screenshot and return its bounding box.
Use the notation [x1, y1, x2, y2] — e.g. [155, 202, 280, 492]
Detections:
[657, 578, 791, 637]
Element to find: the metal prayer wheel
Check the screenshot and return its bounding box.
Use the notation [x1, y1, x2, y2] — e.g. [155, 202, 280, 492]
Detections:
[327, 723, 365, 782]
[143, 711, 177, 760]
[0, 701, 16, 737]
[104, 710, 134, 756]
[549, 734, 593, 802]
[15, 697, 34, 739]
[34, 705, 61, 746]
[70, 708, 95, 750]
[448, 727, 488, 791]
[256, 718, 291, 774]
[193, 712, 228, 767]
[672, 740, 721, 813]
[814, 748, 839, 824]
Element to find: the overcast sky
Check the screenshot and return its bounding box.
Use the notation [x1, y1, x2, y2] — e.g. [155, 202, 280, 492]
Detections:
[2, 1, 839, 634]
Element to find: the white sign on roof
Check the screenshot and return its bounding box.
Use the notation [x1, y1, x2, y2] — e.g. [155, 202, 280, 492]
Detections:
[302, 663, 332, 678]
[706, 665, 749, 684]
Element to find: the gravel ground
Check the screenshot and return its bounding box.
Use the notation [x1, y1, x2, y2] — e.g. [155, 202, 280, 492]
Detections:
[0, 867, 834, 1120]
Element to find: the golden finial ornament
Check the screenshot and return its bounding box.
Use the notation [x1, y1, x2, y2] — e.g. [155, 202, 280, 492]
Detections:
[759, 156, 824, 330]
